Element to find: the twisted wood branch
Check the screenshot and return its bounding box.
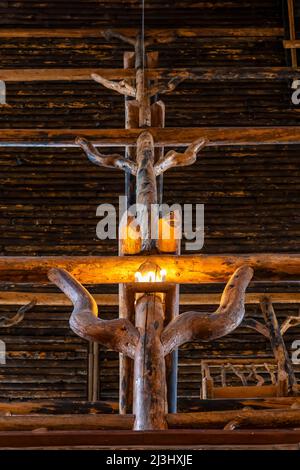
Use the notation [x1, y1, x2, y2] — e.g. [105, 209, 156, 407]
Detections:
[147, 73, 190, 97]
[154, 138, 207, 176]
[161, 265, 253, 356]
[102, 29, 136, 47]
[76, 137, 137, 174]
[48, 268, 139, 359]
[0, 299, 36, 328]
[243, 318, 270, 338]
[280, 315, 300, 335]
[91, 73, 136, 97]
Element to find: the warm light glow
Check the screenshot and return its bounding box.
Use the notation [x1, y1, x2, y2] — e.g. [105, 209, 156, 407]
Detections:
[135, 262, 166, 283]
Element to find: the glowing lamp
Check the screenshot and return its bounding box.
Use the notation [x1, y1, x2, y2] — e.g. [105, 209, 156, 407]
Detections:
[135, 261, 166, 283]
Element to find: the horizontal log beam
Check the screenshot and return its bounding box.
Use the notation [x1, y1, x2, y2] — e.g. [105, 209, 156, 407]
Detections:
[0, 254, 298, 283]
[0, 291, 299, 306]
[283, 40, 300, 48]
[0, 27, 284, 39]
[0, 400, 118, 415]
[1, 127, 300, 147]
[1, 398, 299, 415]
[178, 397, 300, 413]
[1, 67, 300, 82]
[168, 409, 300, 429]
[1, 408, 300, 432]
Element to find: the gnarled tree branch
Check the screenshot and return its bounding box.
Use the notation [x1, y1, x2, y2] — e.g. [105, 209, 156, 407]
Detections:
[281, 315, 300, 335]
[161, 265, 253, 356]
[147, 73, 190, 97]
[76, 137, 137, 174]
[0, 299, 36, 328]
[102, 29, 136, 47]
[154, 138, 207, 176]
[91, 73, 136, 97]
[48, 268, 139, 359]
[243, 318, 270, 338]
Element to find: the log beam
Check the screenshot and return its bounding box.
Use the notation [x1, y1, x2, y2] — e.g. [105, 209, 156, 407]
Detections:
[2, 408, 300, 432]
[0, 254, 298, 284]
[1, 67, 300, 82]
[1, 397, 300, 415]
[0, 27, 283, 38]
[2, 127, 300, 147]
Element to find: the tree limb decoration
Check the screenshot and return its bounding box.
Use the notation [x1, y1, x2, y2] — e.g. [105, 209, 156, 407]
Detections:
[280, 315, 300, 335]
[0, 299, 36, 328]
[48, 268, 139, 359]
[147, 73, 190, 97]
[243, 318, 270, 338]
[91, 73, 136, 97]
[154, 138, 207, 176]
[102, 29, 136, 47]
[75, 137, 137, 174]
[161, 265, 253, 356]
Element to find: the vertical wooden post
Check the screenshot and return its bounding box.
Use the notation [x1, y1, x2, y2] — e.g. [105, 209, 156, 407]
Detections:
[119, 51, 139, 415]
[88, 341, 99, 401]
[133, 293, 168, 430]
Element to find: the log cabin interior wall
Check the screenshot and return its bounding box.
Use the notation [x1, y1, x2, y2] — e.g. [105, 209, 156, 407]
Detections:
[0, 0, 299, 406]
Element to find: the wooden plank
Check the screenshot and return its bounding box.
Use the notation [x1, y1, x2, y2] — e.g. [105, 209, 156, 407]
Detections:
[2, 127, 300, 147]
[0, 254, 298, 284]
[1, 67, 300, 82]
[0, 27, 284, 39]
[0, 429, 299, 448]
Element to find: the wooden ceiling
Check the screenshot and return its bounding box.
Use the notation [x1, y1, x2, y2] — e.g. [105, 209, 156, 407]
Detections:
[0, 0, 299, 405]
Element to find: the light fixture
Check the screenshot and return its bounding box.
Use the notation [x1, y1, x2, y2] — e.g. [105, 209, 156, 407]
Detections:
[134, 261, 166, 283]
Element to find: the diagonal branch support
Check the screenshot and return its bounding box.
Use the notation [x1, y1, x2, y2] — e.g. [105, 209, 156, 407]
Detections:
[91, 73, 136, 97]
[161, 265, 253, 356]
[76, 136, 137, 174]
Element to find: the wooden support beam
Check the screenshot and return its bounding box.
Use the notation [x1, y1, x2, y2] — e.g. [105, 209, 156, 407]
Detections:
[2, 127, 300, 147]
[0, 291, 299, 306]
[0, 254, 298, 284]
[0, 27, 284, 39]
[1, 67, 300, 82]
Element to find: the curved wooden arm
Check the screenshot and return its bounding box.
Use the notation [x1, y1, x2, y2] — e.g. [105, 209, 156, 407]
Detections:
[161, 265, 253, 356]
[48, 268, 139, 359]
[76, 137, 137, 174]
[154, 138, 207, 176]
